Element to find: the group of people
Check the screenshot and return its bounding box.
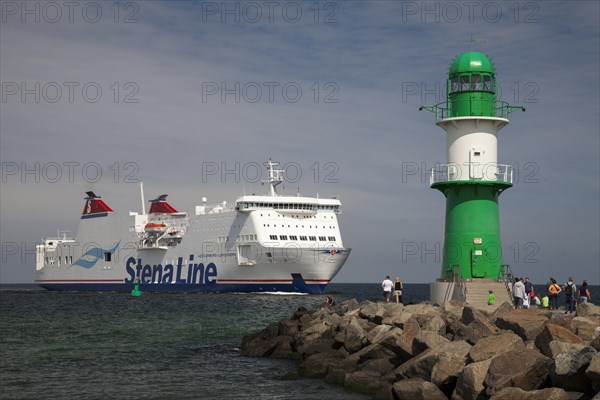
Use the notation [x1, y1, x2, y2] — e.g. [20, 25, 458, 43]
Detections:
[510, 276, 591, 312]
[381, 275, 403, 304]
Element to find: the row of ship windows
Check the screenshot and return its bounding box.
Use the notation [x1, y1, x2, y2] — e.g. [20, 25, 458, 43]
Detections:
[262, 224, 336, 229]
[217, 234, 258, 243]
[269, 235, 336, 242]
[260, 214, 335, 219]
[239, 202, 339, 211]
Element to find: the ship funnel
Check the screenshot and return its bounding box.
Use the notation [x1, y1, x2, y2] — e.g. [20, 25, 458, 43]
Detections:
[148, 194, 178, 214]
[81, 192, 113, 219]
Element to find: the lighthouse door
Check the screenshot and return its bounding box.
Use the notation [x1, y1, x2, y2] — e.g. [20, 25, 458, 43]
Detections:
[471, 248, 485, 278]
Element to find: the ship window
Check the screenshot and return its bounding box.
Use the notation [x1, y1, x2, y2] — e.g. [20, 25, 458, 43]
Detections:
[328, 236, 336, 241]
[483, 76, 493, 91]
[319, 236, 326, 241]
[471, 74, 481, 90]
[309, 236, 316, 241]
[300, 236, 307, 241]
[270, 235, 277, 240]
[290, 235, 298, 240]
[279, 235, 287, 240]
[104, 252, 111, 262]
[460, 75, 469, 91]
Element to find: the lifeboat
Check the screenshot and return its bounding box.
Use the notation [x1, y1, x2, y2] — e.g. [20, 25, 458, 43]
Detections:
[144, 223, 167, 234]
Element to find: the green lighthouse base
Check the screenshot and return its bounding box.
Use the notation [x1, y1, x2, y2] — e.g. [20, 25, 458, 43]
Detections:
[430, 279, 512, 310]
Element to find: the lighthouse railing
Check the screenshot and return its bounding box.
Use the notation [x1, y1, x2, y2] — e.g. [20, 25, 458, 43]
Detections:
[430, 163, 514, 185]
[420, 101, 523, 121]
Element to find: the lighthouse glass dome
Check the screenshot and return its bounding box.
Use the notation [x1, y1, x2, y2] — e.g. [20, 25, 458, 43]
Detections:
[447, 52, 497, 118]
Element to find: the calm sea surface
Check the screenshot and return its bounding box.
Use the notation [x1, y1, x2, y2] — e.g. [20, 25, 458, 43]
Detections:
[1, 283, 597, 399]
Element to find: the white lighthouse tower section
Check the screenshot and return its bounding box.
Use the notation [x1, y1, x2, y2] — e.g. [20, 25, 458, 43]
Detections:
[436, 116, 509, 182]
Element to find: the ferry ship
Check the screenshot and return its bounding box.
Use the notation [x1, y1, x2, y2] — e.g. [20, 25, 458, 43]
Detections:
[35, 160, 350, 293]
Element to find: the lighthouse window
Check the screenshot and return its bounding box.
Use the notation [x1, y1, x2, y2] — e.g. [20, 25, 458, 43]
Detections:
[460, 75, 469, 91]
[104, 252, 111, 262]
[471, 75, 481, 90]
[474, 151, 481, 156]
[483, 76, 493, 91]
[450, 77, 458, 93]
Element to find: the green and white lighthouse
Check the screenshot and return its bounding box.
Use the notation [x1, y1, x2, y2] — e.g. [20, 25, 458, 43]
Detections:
[421, 51, 524, 305]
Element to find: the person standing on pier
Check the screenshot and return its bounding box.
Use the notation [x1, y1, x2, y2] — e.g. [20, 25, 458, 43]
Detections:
[393, 276, 403, 304]
[563, 277, 577, 314]
[382, 275, 393, 303]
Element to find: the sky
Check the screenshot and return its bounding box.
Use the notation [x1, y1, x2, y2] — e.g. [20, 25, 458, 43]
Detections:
[1, 1, 599, 285]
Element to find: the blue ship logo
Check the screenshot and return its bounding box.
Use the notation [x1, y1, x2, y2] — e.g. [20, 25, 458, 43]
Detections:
[70, 241, 120, 269]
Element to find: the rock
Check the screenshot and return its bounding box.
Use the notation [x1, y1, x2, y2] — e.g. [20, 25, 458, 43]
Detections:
[382, 302, 405, 318]
[424, 314, 447, 335]
[392, 378, 448, 400]
[535, 323, 584, 358]
[484, 349, 553, 396]
[571, 316, 600, 341]
[412, 329, 451, 354]
[394, 349, 440, 381]
[495, 310, 549, 341]
[592, 334, 600, 351]
[403, 303, 438, 316]
[366, 324, 393, 345]
[586, 351, 600, 382]
[296, 337, 336, 358]
[298, 350, 346, 378]
[344, 370, 388, 394]
[297, 320, 334, 347]
[489, 301, 516, 321]
[342, 317, 367, 354]
[462, 317, 500, 344]
[461, 305, 485, 325]
[577, 302, 600, 318]
[358, 357, 397, 376]
[292, 306, 310, 320]
[359, 301, 386, 324]
[241, 328, 280, 357]
[382, 311, 413, 328]
[451, 358, 493, 400]
[489, 387, 585, 400]
[469, 331, 525, 362]
[332, 298, 360, 315]
[551, 346, 597, 393]
[547, 341, 588, 360]
[431, 351, 467, 395]
[268, 335, 295, 358]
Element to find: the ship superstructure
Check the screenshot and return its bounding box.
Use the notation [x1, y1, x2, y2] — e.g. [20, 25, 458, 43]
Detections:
[35, 160, 350, 293]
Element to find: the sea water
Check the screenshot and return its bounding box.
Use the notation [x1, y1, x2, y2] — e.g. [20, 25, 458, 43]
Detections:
[0, 283, 596, 399]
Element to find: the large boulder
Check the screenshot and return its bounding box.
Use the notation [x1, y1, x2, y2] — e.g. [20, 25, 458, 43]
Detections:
[495, 310, 549, 341]
[431, 341, 471, 396]
[412, 329, 451, 354]
[489, 387, 586, 400]
[587, 351, 600, 381]
[551, 346, 597, 393]
[297, 350, 347, 378]
[394, 349, 440, 381]
[344, 370, 388, 394]
[535, 323, 584, 358]
[392, 378, 448, 400]
[341, 317, 368, 354]
[462, 317, 500, 344]
[547, 341, 588, 360]
[451, 358, 493, 400]
[359, 301, 386, 324]
[577, 302, 600, 318]
[571, 316, 600, 341]
[484, 349, 553, 396]
[241, 326, 280, 357]
[366, 324, 393, 345]
[469, 331, 525, 362]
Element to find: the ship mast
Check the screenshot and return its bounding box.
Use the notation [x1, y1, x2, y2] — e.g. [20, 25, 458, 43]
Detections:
[264, 159, 284, 197]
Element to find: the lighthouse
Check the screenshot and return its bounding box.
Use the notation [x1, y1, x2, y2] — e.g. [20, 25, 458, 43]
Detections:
[421, 51, 524, 306]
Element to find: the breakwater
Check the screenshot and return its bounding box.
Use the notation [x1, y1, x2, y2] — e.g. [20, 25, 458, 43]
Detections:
[242, 300, 600, 399]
